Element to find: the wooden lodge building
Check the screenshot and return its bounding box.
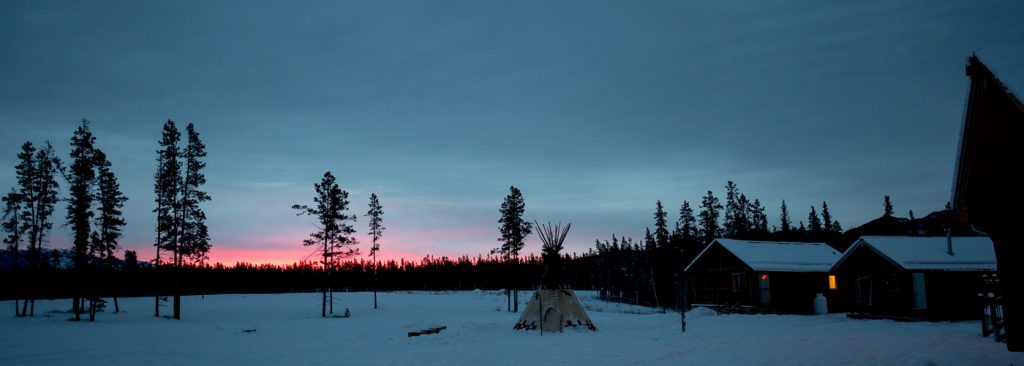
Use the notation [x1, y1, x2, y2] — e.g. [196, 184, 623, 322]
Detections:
[830, 236, 996, 320]
[685, 239, 844, 314]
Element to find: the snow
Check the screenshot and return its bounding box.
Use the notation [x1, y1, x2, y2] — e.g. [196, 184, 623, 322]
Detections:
[841, 236, 996, 271]
[687, 239, 842, 273]
[3, 291, 1016, 365]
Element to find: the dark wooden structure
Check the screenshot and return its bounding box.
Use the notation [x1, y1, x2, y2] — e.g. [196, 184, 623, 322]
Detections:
[952, 54, 1024, 350]
[831, 236, 995, 320]
[684, 239, 845, 314]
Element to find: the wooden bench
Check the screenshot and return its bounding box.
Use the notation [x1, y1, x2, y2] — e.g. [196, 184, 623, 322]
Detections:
[408, 326, 447, 337]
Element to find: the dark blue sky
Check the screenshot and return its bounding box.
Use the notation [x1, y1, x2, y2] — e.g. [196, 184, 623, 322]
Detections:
[2, 1, 1022, 264]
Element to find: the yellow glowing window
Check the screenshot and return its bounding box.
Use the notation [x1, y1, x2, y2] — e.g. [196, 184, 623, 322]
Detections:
[828, 275, 837, 290]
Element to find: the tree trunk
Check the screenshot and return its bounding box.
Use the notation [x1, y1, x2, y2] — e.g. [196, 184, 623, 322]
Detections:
[72, 296, 80, 321]
[173, 279, 181, 320]
[650, 266, 660, 309]
[155, 203, 162, 318]
[114, 297, 119, 313]
[321, 286, 327, 318]
[88, 299, 95, 322]
[514, 289, 518, 312]
[373, 252, 378, 310]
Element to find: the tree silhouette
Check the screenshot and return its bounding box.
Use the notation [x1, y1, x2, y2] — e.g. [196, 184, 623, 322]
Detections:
[495, 186, 532, 312]
[293, 171, 358, 317]
[366, 193, 384, 309]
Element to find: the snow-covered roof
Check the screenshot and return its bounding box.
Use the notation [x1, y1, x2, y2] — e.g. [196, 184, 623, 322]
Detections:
[835, 236, 996, 272]
[685, 239, 842, 273]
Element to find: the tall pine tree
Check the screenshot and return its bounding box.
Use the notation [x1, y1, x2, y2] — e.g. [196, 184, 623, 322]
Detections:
[883, 195, 894, 217]
[153, 120, 181, 317]
[293, 171, 358, 317]
[92, 149, 127, 314]
[151, 121, 211, 319]
[66, 120, 97, 321]
[180, 123, 211, 265]
[366, 193, 384, 309]
[92, 149, 127, 264]
[495, 186, 531, 312]
[13, 141, 60, 316]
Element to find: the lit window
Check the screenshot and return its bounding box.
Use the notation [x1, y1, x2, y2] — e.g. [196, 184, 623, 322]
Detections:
[829, 275, 837, 290]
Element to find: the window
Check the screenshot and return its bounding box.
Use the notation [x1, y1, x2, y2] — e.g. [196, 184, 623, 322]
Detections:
[758, 274, 771, 305]
[829, 275, 837, 290]
[731, 272, 746, 292]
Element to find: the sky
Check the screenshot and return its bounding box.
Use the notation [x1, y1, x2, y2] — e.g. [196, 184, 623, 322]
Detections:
[1, 1, 1022, 266]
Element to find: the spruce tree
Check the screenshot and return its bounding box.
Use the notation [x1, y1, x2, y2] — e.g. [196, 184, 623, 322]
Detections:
[883, 195, 894, 217]
[93, 150, 127, 263]
[780, 200, 792, 233]
[153, 120, 181, 317]
[676, 200, 699, 264]
[12, 141, 60, 316]
[93, 149, 127, 314]
[366, 193, 384, 309]
[698, 190, 722, 245]
[180, 123, 211, 265]
[653, 201, 669, 248]
[495, 186, 531, 312]
[676, 201, 697, 241]
[66, 120, 97, 321]
[821, 202, 833, 233]
[723, 181, 740, 237]
[734, 193, 751, 237]
[807, 206, 822, 237]
[749, 198, 768, 236]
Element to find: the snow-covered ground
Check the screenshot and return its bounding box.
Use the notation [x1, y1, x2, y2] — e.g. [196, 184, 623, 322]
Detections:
[0, 291, 1018, 365]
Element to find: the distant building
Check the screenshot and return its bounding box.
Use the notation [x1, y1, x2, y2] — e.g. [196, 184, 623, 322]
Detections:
[684, 239, 844, 314]
[831, 236, 995, 320]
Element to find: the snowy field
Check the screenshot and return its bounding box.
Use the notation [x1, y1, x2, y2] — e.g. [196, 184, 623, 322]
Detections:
[0, 291, 1019, 365]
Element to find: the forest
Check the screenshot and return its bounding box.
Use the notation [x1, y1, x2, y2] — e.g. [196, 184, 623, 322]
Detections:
[1, 120, 956, 316]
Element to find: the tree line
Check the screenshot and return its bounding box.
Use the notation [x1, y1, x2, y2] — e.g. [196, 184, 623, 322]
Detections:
[4, 127, 919, 318]
[1, 119, 211, 321]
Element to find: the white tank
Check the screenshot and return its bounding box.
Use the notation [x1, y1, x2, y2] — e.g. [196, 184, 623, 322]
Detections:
[813, 293, 828, 315]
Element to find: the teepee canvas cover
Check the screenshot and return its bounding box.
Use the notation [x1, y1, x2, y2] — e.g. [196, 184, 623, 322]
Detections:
[514, 289, 596, 332]
[513, 222, 597, 332]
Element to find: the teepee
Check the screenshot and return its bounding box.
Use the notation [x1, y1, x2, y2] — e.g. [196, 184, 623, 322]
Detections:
[513, 222, 597, 332]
